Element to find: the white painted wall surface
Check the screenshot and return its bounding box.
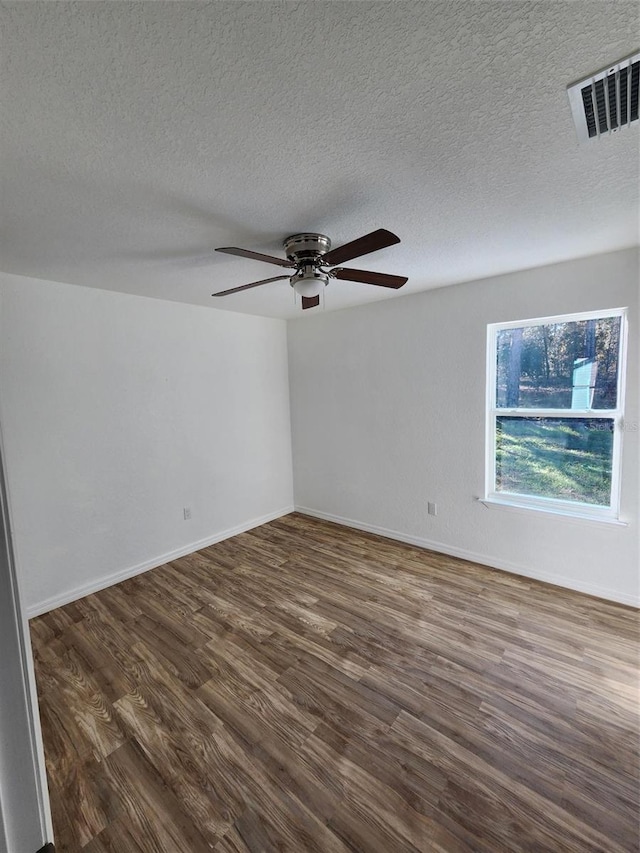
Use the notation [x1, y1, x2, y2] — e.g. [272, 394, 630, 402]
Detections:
[288, 248, 639, 606]
[0, 273, 293, 615]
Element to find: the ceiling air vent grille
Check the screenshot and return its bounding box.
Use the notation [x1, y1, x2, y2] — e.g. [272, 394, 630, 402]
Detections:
[568, 52, 639, 144]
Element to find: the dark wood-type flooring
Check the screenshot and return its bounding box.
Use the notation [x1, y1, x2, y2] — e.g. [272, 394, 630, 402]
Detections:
[30, 513, 639, 852]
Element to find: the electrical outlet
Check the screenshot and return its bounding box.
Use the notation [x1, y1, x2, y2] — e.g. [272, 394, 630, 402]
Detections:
[428, 502, 437, 517]
[183, 507, 192, 520]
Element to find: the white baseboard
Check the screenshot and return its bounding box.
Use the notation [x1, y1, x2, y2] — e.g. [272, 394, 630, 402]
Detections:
[26, 506, 294, 618]
[27, 503, 638, 616]
[295, 505, 640, 608]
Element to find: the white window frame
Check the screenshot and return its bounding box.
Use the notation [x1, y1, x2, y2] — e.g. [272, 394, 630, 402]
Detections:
[485, 308, 628, 522]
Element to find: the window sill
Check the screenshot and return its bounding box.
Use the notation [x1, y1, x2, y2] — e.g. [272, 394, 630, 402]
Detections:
[477, 497, 628, 527]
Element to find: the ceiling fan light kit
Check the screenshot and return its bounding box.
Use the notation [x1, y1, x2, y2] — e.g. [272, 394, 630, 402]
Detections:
[213, 229, 408, 310]
[291, 269, 329, 298]
[284, 233, 331, 298]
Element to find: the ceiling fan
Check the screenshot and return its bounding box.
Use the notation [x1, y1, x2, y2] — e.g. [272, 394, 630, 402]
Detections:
[212, 229, 408, 310]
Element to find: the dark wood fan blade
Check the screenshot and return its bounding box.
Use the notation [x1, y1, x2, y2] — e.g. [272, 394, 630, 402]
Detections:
[332, 268, 408, 289]
[215, 247, 295, 268]
[212, 275, 290, 297]
[301, 295, 320, 310]
[321, 229, 400, 266]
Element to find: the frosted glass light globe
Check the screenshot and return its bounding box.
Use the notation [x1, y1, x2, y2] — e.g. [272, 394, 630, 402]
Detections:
[292, 274, 327, 298]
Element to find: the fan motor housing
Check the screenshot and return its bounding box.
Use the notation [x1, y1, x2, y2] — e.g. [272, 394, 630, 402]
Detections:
[283, 233, 331, 264]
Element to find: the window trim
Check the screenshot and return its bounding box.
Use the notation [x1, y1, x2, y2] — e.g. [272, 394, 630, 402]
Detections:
[485, 307, 628, 522]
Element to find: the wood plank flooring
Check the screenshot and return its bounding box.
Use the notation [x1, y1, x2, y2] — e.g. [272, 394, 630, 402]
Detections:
[30, 513, 639, 852]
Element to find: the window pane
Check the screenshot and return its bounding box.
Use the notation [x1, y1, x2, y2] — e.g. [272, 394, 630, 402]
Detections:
[495, 417, 614, 506]
[496, 316, 620, 409]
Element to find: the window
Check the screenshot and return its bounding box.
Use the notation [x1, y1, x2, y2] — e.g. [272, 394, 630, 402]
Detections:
[485, 309, 627, 521]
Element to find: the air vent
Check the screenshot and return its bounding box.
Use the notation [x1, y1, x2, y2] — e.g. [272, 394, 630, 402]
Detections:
[567, 52, 639, 144]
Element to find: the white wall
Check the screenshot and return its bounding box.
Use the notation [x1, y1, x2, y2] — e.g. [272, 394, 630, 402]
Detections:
[0, 273, 293, 614]
[288, 248, 639, 606]
[0, 252, 637, 614]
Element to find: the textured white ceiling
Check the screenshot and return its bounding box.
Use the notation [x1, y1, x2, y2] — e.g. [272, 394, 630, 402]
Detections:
[1, 1, 638, 319]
